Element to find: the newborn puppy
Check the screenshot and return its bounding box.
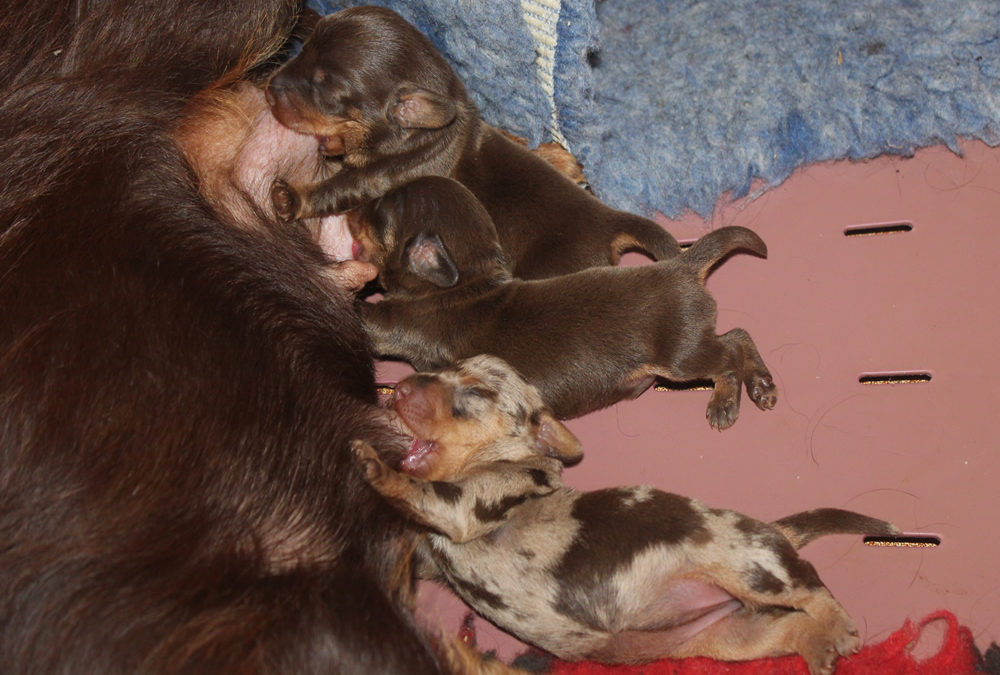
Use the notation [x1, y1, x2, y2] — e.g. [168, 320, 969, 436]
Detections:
[265, 5, 681, 280]
[352, 355, 900, 675]
[354, 176, 775, 428]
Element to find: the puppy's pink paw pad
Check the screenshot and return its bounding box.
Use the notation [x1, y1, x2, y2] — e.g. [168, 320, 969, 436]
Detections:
[747, 373, 778, 411]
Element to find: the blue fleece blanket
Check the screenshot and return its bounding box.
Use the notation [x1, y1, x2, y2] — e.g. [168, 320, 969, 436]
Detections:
[307, 0, 1000, 217]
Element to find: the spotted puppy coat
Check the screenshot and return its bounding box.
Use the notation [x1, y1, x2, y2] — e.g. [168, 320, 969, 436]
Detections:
[352, 355, 900, 675]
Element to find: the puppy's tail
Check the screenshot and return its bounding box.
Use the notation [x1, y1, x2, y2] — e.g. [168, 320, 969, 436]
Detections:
[681, 226, 767, 282]
[772, 508, 901, 549]
[613, 214, 684, 260]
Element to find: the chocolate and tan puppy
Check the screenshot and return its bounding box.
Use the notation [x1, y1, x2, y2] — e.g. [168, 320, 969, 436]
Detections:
[352, 355, 899, 675]
[353, 175, 776, 428]
[265, 5, 681, 280]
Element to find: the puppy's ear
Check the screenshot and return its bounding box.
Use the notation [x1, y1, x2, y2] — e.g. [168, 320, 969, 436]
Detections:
[391, 85, 457, 129]
[404, 232, 459, 287]
[535, 413, 583, 465]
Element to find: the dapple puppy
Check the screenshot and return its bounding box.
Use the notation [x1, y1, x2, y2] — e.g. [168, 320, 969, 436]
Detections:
[352, 355, 900, 675]
[265, 5, 681, 280]
[353, 176, 776, 428]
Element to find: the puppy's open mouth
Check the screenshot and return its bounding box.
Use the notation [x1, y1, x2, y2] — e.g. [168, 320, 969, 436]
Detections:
[389, 384, 443, 477]
[400, 437, 437, 476]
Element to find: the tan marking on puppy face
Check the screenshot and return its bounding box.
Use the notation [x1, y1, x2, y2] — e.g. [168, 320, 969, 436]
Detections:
[267, 87, 370, 161]
[393, 355, 581, 480]
[345, 209, 390, 267]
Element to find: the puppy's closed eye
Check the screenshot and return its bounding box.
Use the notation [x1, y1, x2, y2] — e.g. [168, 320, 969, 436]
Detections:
[464, 386, 498, 402]
[451, 386, 498, 419]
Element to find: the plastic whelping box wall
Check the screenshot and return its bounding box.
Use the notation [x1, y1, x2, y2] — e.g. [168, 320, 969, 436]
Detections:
[376, 139, 1000, 660]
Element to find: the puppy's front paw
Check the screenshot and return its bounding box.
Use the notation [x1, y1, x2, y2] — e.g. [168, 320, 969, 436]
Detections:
[271, 179, 301, 222]
[707, 373, 741, 430]
[350, 439, 383, 482]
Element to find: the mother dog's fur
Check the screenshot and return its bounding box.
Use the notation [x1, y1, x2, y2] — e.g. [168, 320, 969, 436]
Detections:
[0, 2, 473, 672]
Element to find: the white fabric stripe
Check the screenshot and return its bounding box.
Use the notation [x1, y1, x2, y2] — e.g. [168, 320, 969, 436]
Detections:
[519, 0, 569, 147]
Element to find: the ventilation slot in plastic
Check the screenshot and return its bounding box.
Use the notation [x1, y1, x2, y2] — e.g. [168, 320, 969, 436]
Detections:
[859, 372, 932, 385]
[844, 222, 913, 237]
[864, 534, 941, 548]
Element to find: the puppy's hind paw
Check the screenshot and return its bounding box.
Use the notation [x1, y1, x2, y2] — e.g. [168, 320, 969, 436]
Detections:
[831, 617, 860, 658]
[801, 616, 860, 675]
[706, 399, 739, 430]
[747, 372, 778, 411]
[802, 636, 858, 675]
[803, 649, 840, 675]
[271, 179, 301, 222]
[706, 374, 741, 430]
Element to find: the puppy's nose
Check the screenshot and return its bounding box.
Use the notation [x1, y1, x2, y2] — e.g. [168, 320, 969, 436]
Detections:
[393, 379, 415, 402]
[393, 374, 436, 403]
[392, 376, 441, 431]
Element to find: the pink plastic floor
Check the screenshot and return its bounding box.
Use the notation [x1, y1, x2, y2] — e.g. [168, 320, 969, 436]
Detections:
[377, 138, 1000, 660]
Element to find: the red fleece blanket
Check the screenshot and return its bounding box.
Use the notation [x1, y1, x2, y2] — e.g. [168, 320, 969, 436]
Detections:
[513, 612, 982, 674]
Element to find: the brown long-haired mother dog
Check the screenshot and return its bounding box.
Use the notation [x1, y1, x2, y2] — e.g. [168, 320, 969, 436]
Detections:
[0, 2, 503, 673]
